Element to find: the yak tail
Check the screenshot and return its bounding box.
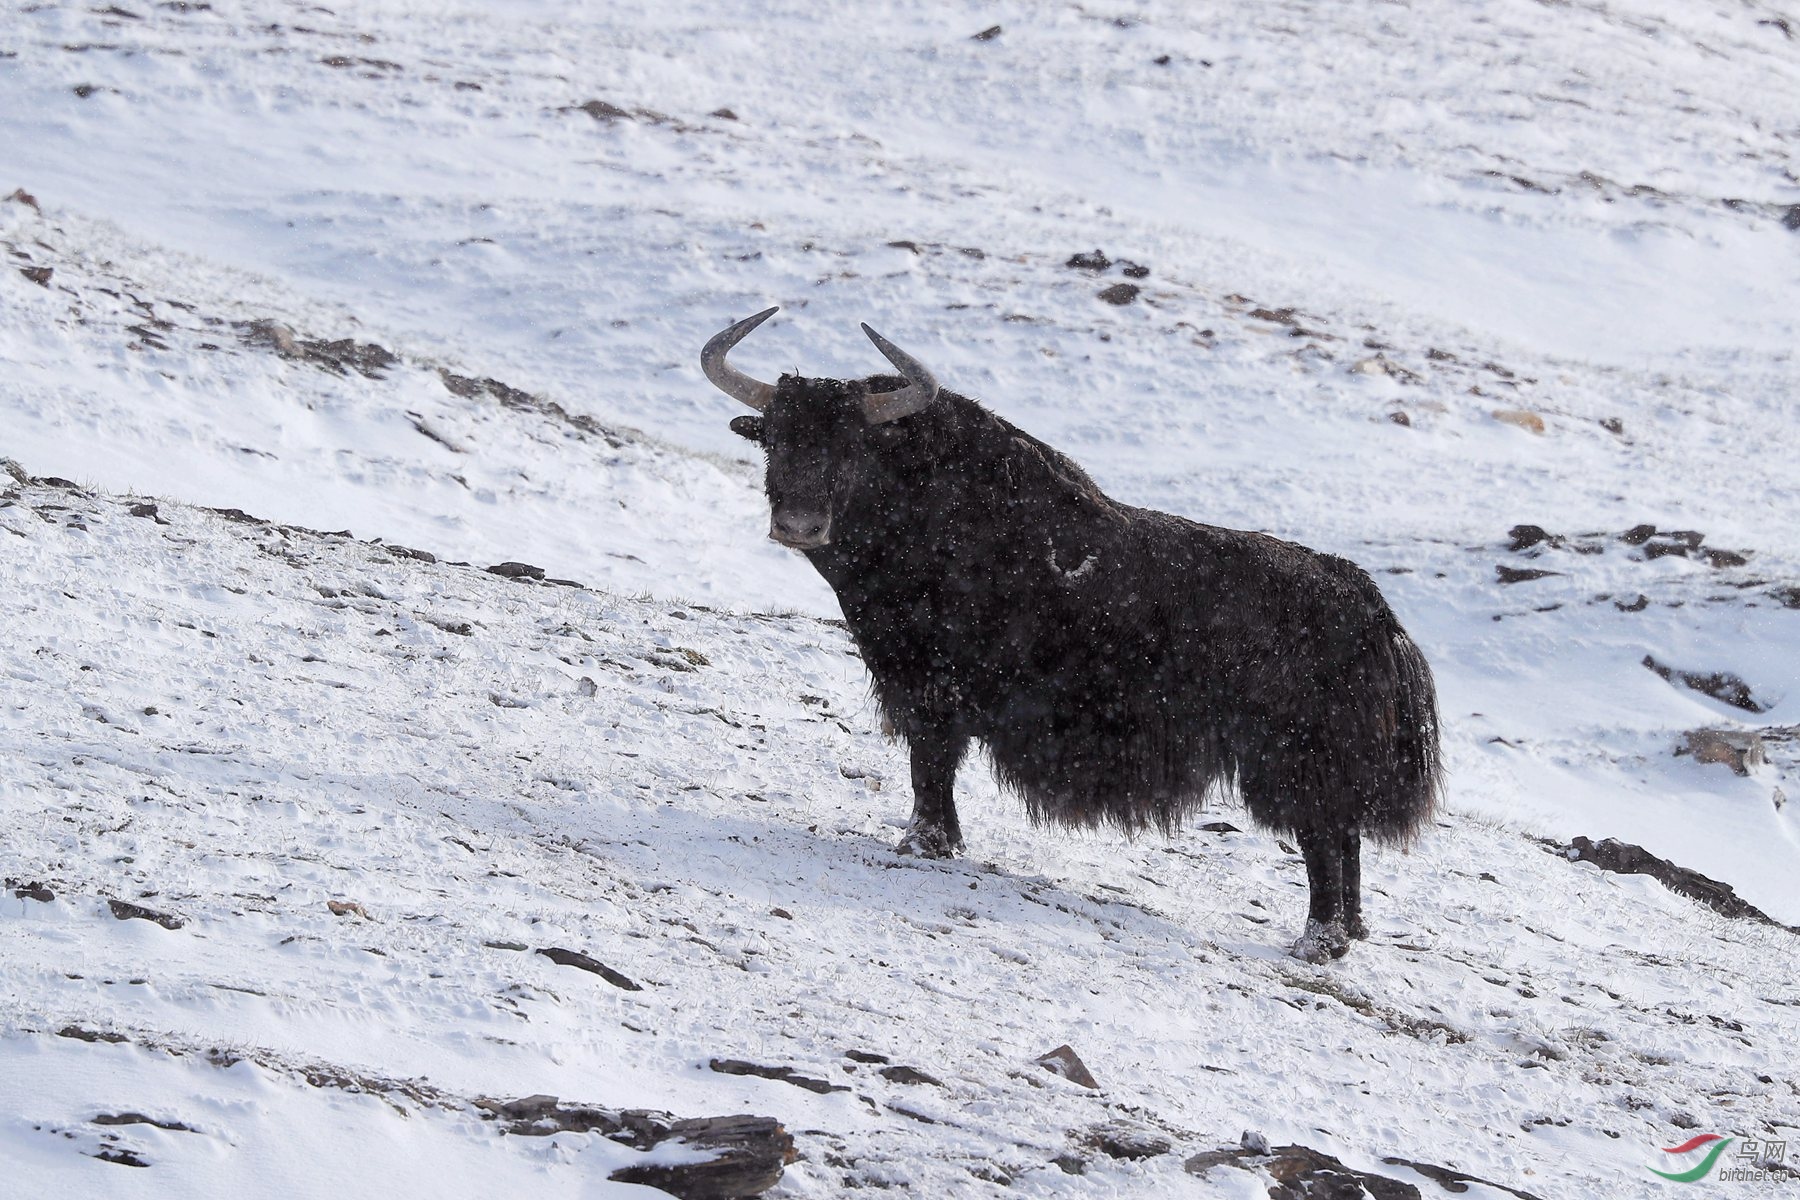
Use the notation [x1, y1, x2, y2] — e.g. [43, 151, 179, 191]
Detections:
[1366, 627, 1444, 845]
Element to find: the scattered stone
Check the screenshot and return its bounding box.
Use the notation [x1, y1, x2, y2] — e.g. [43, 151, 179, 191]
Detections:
[1053, 1153, 1087, 1174]
[1118, 261, 1150, 278]
[536, 947, 643, 991]
[1034, 1044, 1098, 1089]
[1614, 594, 1649, 612]
[12, 881, 54, 903]
[879, 1065, 942, 1087]
[709, 1059, 847, 1095]
[1600, 416, 1625, 435]
[1241, 1129, 1271, 1154]
[127, 502, 159, 519]
[1066, 249, 1110, 271]
[610, 1114, 797, 1199]
[1496, 565, 1560, 584]
[1784, 204, 1800, 231]
[573, 99, 633, 121]
[1097, 282, 1140, 306]
[487, 561, 547, 580]
[1642, 655, 1767, 713]
[1563, 836, 1793, 930]
[484, 940, 529, 951]
[326, 900, 373, 920]
[93, 1112, 195, 1132]
[107, 899, 184, 930]
[237, 320, 397, 378]
[481, 1096, 795, 1198]
[1493, 408, 1546, 434]
[5, 187, 41, 212]
[20, 266, 52, 287]
[1184, 1142, 1443, 1197]
[91, 1146, 151, 1168]
[1506, 524, 1556, 552]
[1381, 1156, 1552, 1200]
[1701, 548, 1749, 568]
[1387, 411, 1412, 427]
[1199, 821, 1241, 834]
[709, 107, 738, 120]
[971, 24, 1003, 41]
[1086, 1120, 1172, 1160]
[1678, 729, 1767, 776]
[769, 906, 792, 920]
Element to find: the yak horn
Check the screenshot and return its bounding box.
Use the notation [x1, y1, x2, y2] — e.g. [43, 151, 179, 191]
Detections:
[701, 306, 780, 411]
[859, 323, 940, 424]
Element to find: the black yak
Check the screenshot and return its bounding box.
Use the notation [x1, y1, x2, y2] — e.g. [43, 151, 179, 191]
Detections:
[702, 306, 1442, 962]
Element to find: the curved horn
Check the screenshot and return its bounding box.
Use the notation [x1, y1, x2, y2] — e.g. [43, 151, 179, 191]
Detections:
[701, 306, 780, 411]
[859, 323, 940, 424]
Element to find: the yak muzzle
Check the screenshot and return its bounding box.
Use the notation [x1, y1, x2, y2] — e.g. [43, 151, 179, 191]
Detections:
[769, 509, 832, 550]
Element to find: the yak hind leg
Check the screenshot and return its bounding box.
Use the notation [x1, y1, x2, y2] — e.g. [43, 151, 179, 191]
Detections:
[1291, 821, 1353, 963]
[895, 724, 969, 860]
[1342, 826, 1367, 941]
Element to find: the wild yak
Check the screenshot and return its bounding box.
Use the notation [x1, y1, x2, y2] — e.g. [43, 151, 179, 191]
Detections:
[702, 306, 1442, 962]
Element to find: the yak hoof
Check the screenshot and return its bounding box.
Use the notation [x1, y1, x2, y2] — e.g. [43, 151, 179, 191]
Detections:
[896, 823, 962, 860]
[1346, 914, 1369, 941]
[1290, 919, 1351, 964]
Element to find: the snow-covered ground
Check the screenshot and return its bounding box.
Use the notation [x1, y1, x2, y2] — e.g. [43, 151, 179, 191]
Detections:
[3, 0, 1797, 1195]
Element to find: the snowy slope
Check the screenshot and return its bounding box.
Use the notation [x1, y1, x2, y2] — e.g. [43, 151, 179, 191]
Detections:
[3, 481, 1797, 1197]
[3, 0, 1800, 1195]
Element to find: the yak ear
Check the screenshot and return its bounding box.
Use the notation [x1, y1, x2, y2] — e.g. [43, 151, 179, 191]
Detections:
[729, 415, 765, 443]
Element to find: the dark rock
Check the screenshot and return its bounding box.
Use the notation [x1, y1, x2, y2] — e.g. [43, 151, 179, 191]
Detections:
[1034, 1044, 1098, 1089]
[574, 99, 633, 121]
[879, 1065, 942, 1087]
[1642, 655, 1767, 712]
[709, 1059, 847, 1094]
[94, 1112, 195, 1132]
[1701, 548, 1750, 568]
[1199, 821, 1241, 834]
[13, 881, 54, 902]
[709, 107, 738, 120]
[33, 476, 82, 490]
[1387, 411, 1411, 427]
[127, 502, 158, 519]
[1053, 1153, 1087, 1174]
[1496, 565, 1560, 584]
[488, 561, 547, 580]
[20, 266, 52, 287]
[1564, 836, 1793, 930]
[1066, 249, 1110, 271]
[1097, 283, 1140, 306]
[107, 899, 184, 930]
[1614, 594, 1650, 612]
[1506, 524, 1556, 552]
[1678, 729, 1766, 776]
[5, 187, 40, 212]
[58, 1026, 129, 1043]
[535, 947, 642, 990]
[844, 1050, 889, 1064]
[480, 1096, 794, 1198]
[1619, 524, 1657, 545]
[1087, 1120, 1173, 1160]
[1784, 205, 1800, 231]
[1771, 586, 1800, 609]
[1119, 261, 1150, 278]
[1599, 417, 1625, 435]
[1381, 1156, 1551, 1200]
[610, 1114, 797, 1199]
[971, 24, 1003, 41]
[1185, 1143, 1430, 1198]
[91, 1147, 151, 1168]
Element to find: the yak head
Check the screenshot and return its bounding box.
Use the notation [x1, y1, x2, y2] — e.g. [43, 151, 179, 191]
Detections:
[701, 306, 940, 551]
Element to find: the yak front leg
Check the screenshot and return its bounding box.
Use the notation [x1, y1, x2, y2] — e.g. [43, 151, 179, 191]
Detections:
[896, 723, 970, 859]
[1291, 822, 1352, 963]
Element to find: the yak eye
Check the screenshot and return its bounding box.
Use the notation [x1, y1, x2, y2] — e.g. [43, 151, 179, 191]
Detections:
[730, 415, 765, 443]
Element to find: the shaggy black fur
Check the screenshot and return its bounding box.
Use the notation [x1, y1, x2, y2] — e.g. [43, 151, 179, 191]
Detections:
[732, 373, 1442, 961]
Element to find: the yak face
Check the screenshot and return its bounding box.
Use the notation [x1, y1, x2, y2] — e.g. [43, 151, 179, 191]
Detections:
[704, 308, 942, 552]
[732, 374, 914, 551]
